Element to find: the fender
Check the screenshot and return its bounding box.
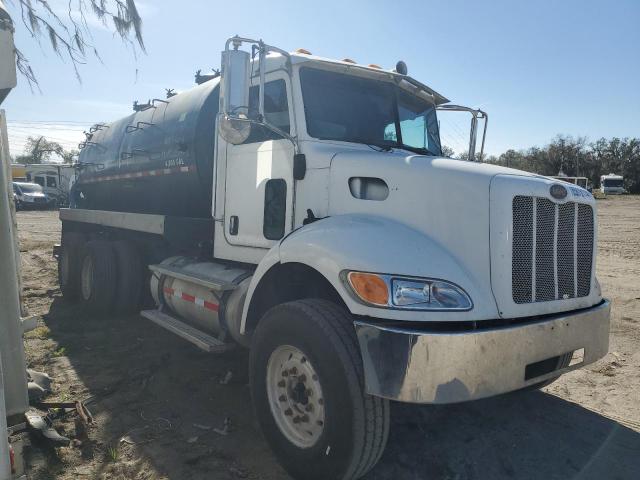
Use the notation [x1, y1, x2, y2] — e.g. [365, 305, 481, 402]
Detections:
[241, 214, 500, 333]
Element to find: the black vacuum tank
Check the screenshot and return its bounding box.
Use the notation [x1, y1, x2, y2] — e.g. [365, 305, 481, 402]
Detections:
[75, 79, 220, 218]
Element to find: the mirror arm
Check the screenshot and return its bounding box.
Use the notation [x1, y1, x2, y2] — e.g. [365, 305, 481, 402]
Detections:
[436, 105, 488, 162]
[258, 41, 266, 122]
[223, 114, 299, 154]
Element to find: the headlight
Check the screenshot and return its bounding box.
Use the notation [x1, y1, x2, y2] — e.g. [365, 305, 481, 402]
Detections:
[345, 272, 472, 311]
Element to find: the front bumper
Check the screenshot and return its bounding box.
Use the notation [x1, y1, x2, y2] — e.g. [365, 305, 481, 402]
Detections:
[355, 300, 610, 404]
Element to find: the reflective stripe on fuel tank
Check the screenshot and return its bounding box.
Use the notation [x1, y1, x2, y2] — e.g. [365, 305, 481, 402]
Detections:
[163, 286, 219, 312]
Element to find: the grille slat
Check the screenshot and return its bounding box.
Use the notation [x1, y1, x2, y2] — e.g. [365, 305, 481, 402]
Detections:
[577, 204, 594, 297]
[512, 197, 534, 304]
[512, 196, 593, 304]
[535, 199, 556, 302]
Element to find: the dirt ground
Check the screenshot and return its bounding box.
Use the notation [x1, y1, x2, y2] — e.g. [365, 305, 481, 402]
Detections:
[15, 197, 640, 480]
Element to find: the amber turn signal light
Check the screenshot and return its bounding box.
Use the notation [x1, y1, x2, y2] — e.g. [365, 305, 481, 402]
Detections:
[347, 272, 389, 306]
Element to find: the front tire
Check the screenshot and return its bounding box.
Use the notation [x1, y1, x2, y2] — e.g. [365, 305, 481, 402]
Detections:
[250, 299, 389, 480]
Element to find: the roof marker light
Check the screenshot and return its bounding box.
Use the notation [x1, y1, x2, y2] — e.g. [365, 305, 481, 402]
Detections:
[368, 64, 382, 69]
[296, 48, 312, 55]
[342, 58, 357, 64]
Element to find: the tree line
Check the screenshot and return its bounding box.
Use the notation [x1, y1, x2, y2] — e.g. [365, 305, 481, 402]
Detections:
[448, 135, 639, 193]
[12, 136, 78, 165]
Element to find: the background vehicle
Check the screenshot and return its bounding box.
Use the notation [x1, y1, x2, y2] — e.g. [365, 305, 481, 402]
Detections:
[55, 37, 610, 480]
[600, 173, 625, 194]
[9, 163, 25, 182]
[551, 174, 591, 191]
[12, 182, 49, 210]
[25, 164, 76, 207]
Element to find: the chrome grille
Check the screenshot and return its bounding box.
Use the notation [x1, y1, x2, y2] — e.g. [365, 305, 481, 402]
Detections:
[512, 196, 594, 304]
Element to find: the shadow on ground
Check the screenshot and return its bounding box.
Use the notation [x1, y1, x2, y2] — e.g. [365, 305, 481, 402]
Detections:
[33, 298, 640, 480]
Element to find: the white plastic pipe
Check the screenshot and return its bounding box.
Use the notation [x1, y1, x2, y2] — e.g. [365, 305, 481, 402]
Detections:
[0, 356, 12, 480]
[0, 111, 28, 421]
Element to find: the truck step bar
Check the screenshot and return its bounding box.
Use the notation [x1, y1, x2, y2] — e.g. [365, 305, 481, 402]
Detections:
[140, 309, 233, 353]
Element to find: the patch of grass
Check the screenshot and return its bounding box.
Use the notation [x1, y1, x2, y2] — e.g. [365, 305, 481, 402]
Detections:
[106, 445, 120, 462]
[52, 347, 67, 357]
[25, 325, 51, 340]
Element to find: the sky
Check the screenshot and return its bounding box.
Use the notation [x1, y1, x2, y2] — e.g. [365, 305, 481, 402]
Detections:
[2, 0, 639, 158]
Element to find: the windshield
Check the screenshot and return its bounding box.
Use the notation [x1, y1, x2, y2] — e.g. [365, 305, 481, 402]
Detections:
[603, 178, 623, 188]
[300, 67, 442, 155]
[15, 183, 43, 194]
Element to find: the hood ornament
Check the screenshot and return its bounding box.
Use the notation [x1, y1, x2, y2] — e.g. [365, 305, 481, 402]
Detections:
[550, 183, 568, 200]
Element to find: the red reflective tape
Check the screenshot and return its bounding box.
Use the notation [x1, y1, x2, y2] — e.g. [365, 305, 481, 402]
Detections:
[81, 164, 195, 184]
[181, 293, 196, 303]
[204, 300, 219, 312]
[163, 286, 175, 295]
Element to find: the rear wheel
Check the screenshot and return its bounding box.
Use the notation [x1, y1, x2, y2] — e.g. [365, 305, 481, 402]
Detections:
[112, 240, 143, 314]
[250, 299, 389, 480]
[79, 240, 117, 313]
[58, 232, 86, 300]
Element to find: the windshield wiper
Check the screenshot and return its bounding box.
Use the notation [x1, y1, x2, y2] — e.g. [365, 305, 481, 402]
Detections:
[397, 144, 438, 156]
[365, 143, 393, 152]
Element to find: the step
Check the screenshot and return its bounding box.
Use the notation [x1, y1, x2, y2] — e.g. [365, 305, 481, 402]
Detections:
[141, 309, 233, 353]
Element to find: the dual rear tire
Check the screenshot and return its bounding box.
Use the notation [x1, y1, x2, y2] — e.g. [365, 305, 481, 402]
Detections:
[58, 235, 143, 314]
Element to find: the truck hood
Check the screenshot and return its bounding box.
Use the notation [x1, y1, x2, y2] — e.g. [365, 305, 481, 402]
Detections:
[326, 149, 542, 320]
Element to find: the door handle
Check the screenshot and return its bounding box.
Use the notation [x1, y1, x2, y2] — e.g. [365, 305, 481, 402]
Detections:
[229, 215, 239, 235]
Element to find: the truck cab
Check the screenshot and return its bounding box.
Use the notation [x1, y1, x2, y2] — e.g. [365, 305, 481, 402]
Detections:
[57, 37, 610, 480]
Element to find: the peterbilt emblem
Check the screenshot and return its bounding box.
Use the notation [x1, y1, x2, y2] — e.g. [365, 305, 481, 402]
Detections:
[550, 184, 568, 200]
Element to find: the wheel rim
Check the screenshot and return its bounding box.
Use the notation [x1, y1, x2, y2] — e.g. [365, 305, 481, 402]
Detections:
[266, 345, 326, 448]
[80, 255, 94, 300]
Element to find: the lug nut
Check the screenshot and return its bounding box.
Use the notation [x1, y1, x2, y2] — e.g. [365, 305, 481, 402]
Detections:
[317, 420, 324, 426]
[318, 398, 324, 405]
[306, 389, 313, 397]
[301, 414, 309, 423]
[301, 357, 307, 363]
[282, 370, 289, 377]
[305, 404, 314, 413]
[277, 380, 286, 388]
[290, 367, 298, 375]
[312, 374, 318, 381]
[279, 395, 287, 402]
[299, 374, 307, 382]
[284, 408, 293, 416]
[293, 416, 301, 424]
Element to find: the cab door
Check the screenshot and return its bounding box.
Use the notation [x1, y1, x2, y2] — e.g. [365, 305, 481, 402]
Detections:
[222, 76, 295, 251]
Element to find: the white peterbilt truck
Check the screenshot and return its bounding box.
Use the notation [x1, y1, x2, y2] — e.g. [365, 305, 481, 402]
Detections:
[57, 36, 610, 479]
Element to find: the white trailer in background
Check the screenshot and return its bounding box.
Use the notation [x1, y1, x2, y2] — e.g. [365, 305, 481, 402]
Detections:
[25, 164, 77, 207]
[600, 173, 625, 194]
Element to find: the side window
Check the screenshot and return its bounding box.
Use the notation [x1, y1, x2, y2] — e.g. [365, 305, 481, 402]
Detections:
[245, 79, 290, 143]
[263, 179, 287, 240]
[46, 176, 57, 188]
[34, 176, 45, 187]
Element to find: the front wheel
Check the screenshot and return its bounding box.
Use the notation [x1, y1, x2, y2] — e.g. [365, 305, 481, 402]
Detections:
[250, 299, 389, 480]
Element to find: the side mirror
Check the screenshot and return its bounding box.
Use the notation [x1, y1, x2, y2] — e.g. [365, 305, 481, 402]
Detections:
[219, 47, 251, 144]
[221, 48, 250, 117]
